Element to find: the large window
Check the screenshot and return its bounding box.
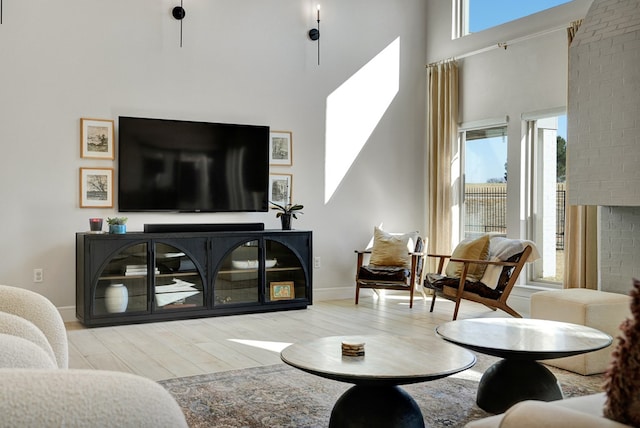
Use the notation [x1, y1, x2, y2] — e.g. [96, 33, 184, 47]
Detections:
[460, 125, 508, 239]
[454, 0, 572, 38]
[526, 115, 566, 284]
[457, 118, 566, 286]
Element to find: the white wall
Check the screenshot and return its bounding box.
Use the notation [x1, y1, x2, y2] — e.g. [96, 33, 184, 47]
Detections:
[0, 0, 428, 312]
[567, 0, 640, 294]
[600, 207, 640, 294]
[568, 0, 640, 207]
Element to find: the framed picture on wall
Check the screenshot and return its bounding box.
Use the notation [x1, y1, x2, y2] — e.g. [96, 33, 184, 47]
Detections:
[269, 173, 292, 206]
[269, 131, 293, 166]
[80, 118, 115, 159]
[270, 281, 295, 300]
[80, 167, 114, 208]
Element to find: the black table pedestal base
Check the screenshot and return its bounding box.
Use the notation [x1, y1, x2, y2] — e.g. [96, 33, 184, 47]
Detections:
[329, 385, 425, 428]
[477, 359, 563, 414]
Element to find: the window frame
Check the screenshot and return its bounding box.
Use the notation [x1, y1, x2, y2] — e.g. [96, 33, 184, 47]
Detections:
[456, 118, 509, 244]
[522, 109, 567, 288]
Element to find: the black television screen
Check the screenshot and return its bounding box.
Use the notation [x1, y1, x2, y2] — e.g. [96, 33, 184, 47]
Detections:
[118, 116, 269, 212]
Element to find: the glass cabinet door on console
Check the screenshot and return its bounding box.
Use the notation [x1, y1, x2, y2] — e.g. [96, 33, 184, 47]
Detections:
[265, 239, 307, 303]
[92, 242, 149, 317]
[153, 241, 206, 312]
[214, 240, 260, 306]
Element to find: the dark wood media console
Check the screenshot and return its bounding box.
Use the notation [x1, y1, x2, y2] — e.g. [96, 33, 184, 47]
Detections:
[76, 229, 312, 327]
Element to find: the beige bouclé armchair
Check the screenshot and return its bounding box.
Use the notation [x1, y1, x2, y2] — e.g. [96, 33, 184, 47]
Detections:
[0, 284, 188, 428]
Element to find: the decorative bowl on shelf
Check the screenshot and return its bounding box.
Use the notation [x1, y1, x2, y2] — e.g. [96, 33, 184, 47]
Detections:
[231, 259, 277, 269]
[157, 252, 186, 259]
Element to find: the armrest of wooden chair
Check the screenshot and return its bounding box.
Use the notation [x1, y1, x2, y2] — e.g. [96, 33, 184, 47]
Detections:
[356, 249, 424, 267]
[426, 253, 452, 275]
[355, 249, 371, 270]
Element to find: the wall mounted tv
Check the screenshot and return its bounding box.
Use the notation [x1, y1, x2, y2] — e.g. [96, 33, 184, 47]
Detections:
[118, 116, 269, 212]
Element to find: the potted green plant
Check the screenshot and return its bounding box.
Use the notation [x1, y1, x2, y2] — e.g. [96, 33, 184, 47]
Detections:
[106, 217, 128, 234]
[270, 202, 303, 230]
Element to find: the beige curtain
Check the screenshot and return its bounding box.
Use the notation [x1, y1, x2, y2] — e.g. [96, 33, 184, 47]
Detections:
[426, 60, 458, 272]
[564, 18, 597, 290]
[567, 19, 583, 45]
[564, 205, 598, 289]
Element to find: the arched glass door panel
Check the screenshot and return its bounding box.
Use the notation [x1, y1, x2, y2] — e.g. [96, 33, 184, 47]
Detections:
[154, 242, 205, 311]
[93, 242, 148, 317]
[265, 239, 306, 302]
[214, 240, 260, 306]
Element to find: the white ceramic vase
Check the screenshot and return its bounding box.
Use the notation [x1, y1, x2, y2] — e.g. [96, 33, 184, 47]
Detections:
[105, 283, 128, 313]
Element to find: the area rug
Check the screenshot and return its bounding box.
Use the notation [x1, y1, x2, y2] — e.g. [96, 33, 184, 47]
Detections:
[159, 355, 605, 427]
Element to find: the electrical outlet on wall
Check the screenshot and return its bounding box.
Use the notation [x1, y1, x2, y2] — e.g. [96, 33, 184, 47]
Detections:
[33, 268, 43, 283]
[314, 256, 321, 269]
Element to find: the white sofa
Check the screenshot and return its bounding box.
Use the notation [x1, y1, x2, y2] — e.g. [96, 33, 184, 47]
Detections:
[0, 284, 188, 428]
[465, 393, 629, 427]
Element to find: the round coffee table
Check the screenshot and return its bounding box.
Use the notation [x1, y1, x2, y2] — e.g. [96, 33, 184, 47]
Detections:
[436, 318, 612, 413]
[280, 334, 476, 427]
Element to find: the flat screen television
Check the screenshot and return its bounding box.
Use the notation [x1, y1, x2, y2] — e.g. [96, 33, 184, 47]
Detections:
[118, 116, 269, 212]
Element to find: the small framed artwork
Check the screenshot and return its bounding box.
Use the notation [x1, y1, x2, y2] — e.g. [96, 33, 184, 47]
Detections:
[81, 118, 115, 159]
[269, 131, 293, 166]
[270, 281, 295, 300]
[269, 173, 292, 206]
[80, 167, 114, 208]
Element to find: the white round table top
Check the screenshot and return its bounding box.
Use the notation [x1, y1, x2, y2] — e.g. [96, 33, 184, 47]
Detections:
[280, 334, 476, 386]
[436, 318, 613, 360]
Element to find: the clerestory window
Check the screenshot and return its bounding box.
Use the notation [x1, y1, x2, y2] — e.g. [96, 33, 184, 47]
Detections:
[453, 0, 573, 38]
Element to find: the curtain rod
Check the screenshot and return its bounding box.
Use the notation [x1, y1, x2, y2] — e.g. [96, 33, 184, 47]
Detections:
[426, 24, 566, 68]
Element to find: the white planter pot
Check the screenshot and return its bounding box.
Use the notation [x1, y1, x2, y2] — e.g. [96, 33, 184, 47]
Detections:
[105, 283, 128, 313]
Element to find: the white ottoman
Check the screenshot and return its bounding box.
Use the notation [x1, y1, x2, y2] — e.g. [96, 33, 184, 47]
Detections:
[530, 288, 631, 375]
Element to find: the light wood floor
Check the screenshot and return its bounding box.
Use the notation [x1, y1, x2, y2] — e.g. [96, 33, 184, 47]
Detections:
[66, 294, 509, 381]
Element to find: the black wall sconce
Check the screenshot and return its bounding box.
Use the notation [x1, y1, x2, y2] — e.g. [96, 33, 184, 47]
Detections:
[172, 1, 186, 47]
[308, 5, 320, 65]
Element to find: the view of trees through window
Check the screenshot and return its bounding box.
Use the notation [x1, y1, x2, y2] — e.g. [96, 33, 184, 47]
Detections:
[557, 135, 566, 182]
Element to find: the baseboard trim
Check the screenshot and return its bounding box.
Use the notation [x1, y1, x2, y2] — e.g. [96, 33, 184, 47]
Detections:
[58, 306, 77, 323]
[313, 286, 355, 302]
